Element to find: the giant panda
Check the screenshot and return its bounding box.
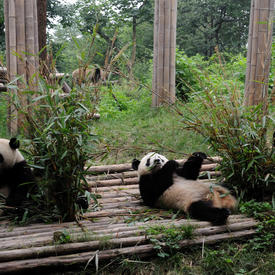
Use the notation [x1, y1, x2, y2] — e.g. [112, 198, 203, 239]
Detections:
[132, 152, 237, 225]
[0, 137, 35, 206]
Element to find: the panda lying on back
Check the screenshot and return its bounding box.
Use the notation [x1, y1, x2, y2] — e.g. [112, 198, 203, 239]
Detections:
[132, 152, 237, 225]
[0, 138, 35, 206]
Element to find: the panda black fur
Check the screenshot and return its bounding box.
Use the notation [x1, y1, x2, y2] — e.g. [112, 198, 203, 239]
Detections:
[132, 152, 237, 225]
[0, 138, 34, 206]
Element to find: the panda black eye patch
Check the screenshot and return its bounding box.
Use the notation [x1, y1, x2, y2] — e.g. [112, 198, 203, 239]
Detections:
[0, 154, 3, 163]
[146, 158, 151, 167]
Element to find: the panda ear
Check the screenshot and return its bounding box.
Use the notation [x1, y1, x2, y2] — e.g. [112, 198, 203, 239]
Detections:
[192, 152, 207, 159]
[9, 138, 20, 150]
[132, 159, 140, 170]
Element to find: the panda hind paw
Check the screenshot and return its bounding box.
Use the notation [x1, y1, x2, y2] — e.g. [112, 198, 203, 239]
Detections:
[212, 208, 230, 226]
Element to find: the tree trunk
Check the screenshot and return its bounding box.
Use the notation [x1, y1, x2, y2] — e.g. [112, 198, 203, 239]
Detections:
[127, 16, 137, 79]
[4, 0, 39, 134]
[244, 0, 274, 111]
[152, 0, 177, 107]
[37, 0, 47, 65]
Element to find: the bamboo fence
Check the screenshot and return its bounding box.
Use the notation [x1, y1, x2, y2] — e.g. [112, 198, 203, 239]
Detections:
[0, 157, 258, 273]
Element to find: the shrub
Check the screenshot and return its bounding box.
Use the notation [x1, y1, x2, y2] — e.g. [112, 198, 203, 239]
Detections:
[177, 81, 274, 200]
[10, 77, 99, 221]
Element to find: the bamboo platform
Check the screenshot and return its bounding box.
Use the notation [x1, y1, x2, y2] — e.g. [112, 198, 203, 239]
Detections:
[0, 158, 258, 273]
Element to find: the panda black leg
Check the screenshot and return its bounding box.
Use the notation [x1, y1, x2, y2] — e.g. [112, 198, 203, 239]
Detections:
[188, 200, 230, 225]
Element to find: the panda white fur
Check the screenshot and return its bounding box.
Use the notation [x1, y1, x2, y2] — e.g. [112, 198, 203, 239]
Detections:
[0, 138, 34, 206]
[132, 152, 237, 225]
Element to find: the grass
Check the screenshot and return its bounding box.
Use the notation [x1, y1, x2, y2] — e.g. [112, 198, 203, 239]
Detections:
[56, 241, 274, 274]
[92, 83, 211, 165]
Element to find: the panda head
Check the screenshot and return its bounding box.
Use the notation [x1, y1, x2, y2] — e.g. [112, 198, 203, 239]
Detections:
[132, 152, 168, 177]
[0, 138, 25, 171]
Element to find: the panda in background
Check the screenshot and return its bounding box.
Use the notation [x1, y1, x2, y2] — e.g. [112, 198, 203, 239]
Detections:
[0, 138, 35, 206]
[132, 152, 237, 225]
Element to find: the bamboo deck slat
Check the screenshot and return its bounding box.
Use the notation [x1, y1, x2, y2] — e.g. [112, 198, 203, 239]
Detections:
[0, 158, 258, 273]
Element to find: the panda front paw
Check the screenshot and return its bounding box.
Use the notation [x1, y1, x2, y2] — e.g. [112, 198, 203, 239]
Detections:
[163, 160, 179, 171]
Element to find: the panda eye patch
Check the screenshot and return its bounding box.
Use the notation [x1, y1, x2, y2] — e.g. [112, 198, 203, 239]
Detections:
[0, 154, 3, 163]
[146, 158, 151, 167]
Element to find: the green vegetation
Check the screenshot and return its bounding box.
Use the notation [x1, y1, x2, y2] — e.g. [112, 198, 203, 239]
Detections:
[146, 224, 195, 258]
[6, 73, 99, 222]
[175, 59, 274, 200]
[0, 1, 274, 272]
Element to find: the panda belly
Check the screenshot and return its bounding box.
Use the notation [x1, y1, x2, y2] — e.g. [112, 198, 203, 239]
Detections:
[156, 175, 236, 213]
[156, 176, 211, 212]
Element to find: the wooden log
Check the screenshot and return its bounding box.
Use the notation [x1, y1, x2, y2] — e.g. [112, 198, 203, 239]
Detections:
[0, 216, 256, 249]
[0, 229, 257, 273]
[87, 162, 218, 182]
[92, 184, 139, 193]
[88, 177, 138, 188]
[87, 171, 138, 181]
[0, 217, 256, 253]
[0, 220, 257, 263]
[88, 158, 220, 174]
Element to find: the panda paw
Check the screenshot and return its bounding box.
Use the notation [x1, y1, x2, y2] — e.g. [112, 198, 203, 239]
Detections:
[163, 160, 179, 171]
[212, 208, 230, 226]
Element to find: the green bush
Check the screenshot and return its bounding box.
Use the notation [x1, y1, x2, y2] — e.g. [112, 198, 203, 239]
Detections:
[175, 50, 246, 101]
[178, 81, 274, 200]
[11, 77, 98, 221]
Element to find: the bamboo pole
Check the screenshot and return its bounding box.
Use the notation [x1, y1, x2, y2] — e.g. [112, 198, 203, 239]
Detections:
[152, 0, 177, 106]
[4, 0, 39, 134]
[157, 0, 165, 105]
[163, 0, 171, 103]
[244, 0, 274, 108]
[169, 0, 177, 103]
[152, 0, 159, 106]
[6, 0, 18, 134]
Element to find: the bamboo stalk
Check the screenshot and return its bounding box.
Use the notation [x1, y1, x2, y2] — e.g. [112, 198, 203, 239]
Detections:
[163, 0, 171, 103]
[152, 0, 159, 106]
[169, 0, 177, 103]
[7, 0, 18, 134]
[244, 0, 274, 106]
[157, 0, 165, 106]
